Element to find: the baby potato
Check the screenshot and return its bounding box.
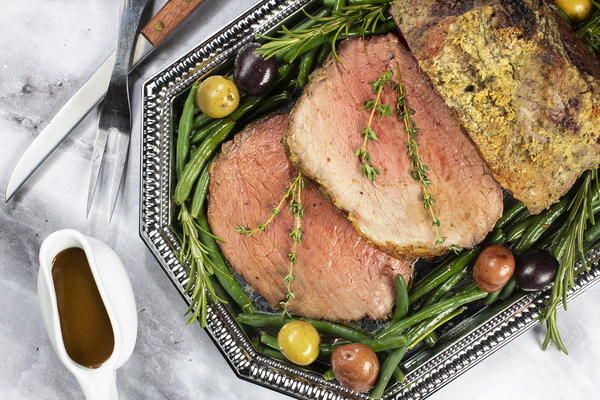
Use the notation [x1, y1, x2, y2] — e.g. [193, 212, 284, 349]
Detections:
[331, 343, 379, 393]
[277, 321, 320, 366]
[473, 244, 515, 292]
[555, 0, 593, 22]
[196, 75, 240, 118]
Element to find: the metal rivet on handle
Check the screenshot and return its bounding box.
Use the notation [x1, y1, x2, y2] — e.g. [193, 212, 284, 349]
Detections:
[155, 21, 165, 31]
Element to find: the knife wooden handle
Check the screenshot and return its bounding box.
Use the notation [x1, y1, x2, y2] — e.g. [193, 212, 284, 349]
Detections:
[141, 0, 204, 47]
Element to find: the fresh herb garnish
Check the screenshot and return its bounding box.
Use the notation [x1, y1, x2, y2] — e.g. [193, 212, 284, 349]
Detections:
[542, 169, 599, 353]
[395, 70, 446, 246]
[281, 174, 305, 316]
[257, 4, 392, 62]
[355, 70, 393, 182]
[236, 173, 305, 317]
[179, 204, 225, 327]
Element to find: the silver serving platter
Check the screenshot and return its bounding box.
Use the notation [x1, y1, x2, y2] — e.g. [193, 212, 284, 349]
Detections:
[139, 1, 600, 398]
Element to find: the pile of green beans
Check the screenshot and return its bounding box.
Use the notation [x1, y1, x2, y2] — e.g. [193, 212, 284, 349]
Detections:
[408, 248, 479, 304]
[376, 285, 486, 340]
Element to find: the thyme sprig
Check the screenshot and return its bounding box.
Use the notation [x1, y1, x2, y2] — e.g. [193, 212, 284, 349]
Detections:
[356, 70, 393, 181]
[236, 173, 305, 317]
[235, 185, 291, 236]
[179, 204, 225, 327]
[395, 70, 445, 246]
[281, 174, 305, 316]
[542, 169, 599, 353]
[257, 4, 391, 62]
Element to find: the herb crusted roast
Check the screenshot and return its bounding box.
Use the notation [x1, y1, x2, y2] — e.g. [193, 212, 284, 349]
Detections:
[207, 114, 413, 321]
[286, 34, 503, 258]
[391, 0, 600, 214]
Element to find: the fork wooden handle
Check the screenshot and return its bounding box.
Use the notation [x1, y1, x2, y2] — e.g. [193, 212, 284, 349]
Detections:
[141, 0, 205, 47]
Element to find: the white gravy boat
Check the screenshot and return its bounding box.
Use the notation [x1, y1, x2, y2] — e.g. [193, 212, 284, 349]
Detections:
[38, 229, 137, 400]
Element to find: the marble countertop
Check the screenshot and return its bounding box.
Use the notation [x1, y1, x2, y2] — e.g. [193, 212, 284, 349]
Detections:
[1, 1, 599, 399]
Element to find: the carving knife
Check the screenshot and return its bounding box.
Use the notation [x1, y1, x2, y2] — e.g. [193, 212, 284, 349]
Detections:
[5, 0, 205, 202]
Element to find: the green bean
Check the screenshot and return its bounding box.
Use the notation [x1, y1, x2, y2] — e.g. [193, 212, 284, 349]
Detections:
[260, 332, 280, 350]
[277, 63, 295, 81]
[392, 365, 406, 383]
[176, 84, 198, 179]
[392, 275, 409, 323]
[320, 342, 335, 356]
[296, 47, 318, 88]
[244, 91, 291, 123]
[332, 0, 346, 13]
[499, 277, 517, 300]
[486, 229, 505, 244]
[323, 369, 335, 381]
[514, 197, 569, 254]
[495, 202, 526, 229]
[419, 266, 467, 343]
[191, 96, 262, 144]
[585, 222, 600, 247]
[323, 0, 391, 7]
[191, 119, 221, 145]
[197, 213, 255, 312]
[175, 120, 236, 204]
[512, 207, 532, 224]
[422, 266, 468, 307]
[408, 247, 479, 304]
[371, 346, 407, 399]
[237, 313, 369, 342]
[484, 290, 501, 305]
[315, 44, 331, 66]
[193, 112, 212, 130]
[505, 217, 536, 242]
[229, 96, 263, 121]
[282, 20, 397, 63]
[260, 346, 286, 361]
[406, 307, 466, 349]
[190, 163, 211, 219]
[372, 306, 464, 400]
[360, 334, 406, 352]
[377, 286, 485, 339]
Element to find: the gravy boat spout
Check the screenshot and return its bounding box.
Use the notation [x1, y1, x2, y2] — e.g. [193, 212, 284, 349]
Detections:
[38, 229, 137, 400]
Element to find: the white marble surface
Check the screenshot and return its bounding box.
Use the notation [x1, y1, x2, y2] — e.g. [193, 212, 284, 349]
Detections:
[0, 1, 599, 399]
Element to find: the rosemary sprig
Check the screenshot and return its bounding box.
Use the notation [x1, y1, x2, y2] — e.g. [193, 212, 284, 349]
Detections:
[355, 70, 393, 181]
[236, 173, 305, 317]
[542, 169, 598, 353]
[257, 4, 391, 62]
[179, 203, 225, 327]
[395, 70, 445, 246]
[281, 174, 305, 316]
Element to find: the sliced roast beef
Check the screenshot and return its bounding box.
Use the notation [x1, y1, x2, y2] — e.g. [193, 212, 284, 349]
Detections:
[391, 0, 600, 214]
[286, 34, 502, 258]
[207, 113, 413, 321]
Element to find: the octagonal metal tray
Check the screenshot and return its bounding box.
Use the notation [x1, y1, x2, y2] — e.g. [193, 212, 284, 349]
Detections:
[139, 1, 600, 398]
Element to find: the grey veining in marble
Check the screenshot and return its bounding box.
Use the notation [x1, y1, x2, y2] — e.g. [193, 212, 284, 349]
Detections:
[0, 1, 599, 399]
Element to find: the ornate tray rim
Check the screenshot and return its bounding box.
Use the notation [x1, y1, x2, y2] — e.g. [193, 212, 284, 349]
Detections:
[139, 1, 600, 398]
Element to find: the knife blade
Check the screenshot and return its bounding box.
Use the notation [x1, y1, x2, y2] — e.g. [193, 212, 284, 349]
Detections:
[5, 37, 153, 202]
[5, 0, 205, 202]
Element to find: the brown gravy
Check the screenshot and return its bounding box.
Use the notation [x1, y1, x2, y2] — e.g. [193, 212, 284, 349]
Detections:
[52, 247, 114, 368]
